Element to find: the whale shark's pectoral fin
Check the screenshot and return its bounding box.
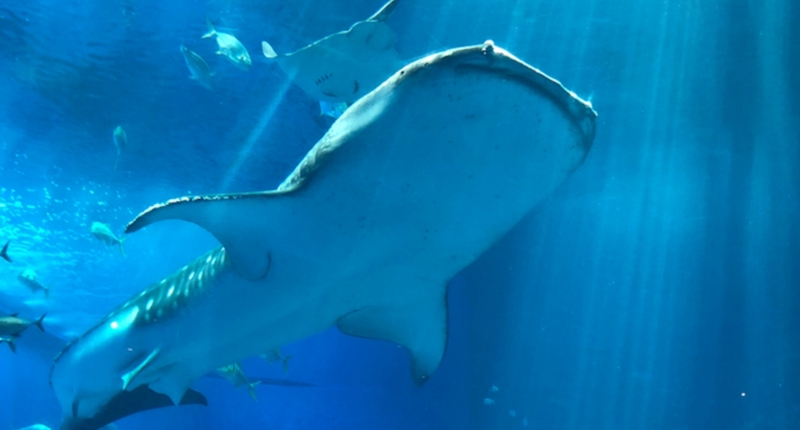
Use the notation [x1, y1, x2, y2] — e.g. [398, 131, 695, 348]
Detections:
[336, 282, 448, 385]
[121, 348, 160, 390]
[64, 386, 207, 430]
[125, 190, 293, 281]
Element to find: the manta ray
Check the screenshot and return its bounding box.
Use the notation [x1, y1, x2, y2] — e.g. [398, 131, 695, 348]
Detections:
[50, 41, 596, 429]
[261, 0, 405, 105]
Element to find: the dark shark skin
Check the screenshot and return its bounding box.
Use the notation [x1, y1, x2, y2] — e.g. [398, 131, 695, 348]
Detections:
[60, 386, 207, 430]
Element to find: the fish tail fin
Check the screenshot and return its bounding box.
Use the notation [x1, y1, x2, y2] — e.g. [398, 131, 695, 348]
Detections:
[261, 41, 278, 59]
[119, 237, 127, 257]
[202, 18, 216, 38]
[248, 381, 261, 401]
[34, 313, 46, 332]
[2, 338, 15, 353]
[0, 241, 10, 263]
[282, 355, 292, 375]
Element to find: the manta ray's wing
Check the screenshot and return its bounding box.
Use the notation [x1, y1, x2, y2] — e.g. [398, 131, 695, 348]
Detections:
[62, 386, 206, 430]
[347, 19, 396, 51]
[368, 0, 402, 22]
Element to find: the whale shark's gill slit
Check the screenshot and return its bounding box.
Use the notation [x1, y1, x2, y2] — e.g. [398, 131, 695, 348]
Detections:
[315, 73, 333, 85]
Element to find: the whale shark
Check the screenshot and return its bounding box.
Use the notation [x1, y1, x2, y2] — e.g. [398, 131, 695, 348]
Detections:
[49, 41, 596, 429]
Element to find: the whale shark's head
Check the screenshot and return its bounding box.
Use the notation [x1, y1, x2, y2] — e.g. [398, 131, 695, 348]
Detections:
[50, 305, 145, 422]
[402, 40, 597, 163]
[50, 249, 227, 430]
[51, 301, 208, 430]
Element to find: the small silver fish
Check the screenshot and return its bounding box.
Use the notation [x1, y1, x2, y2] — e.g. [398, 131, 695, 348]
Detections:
[180, 45, 214, 90]
[261, 348, 292, 374]
[91, 222, 126, 256]
[0, 313, 45, 337]
[217, 362, 261, 400]
[202, 19, 251, 70]
[0, 336, 15, 353]
[1, 240, 10, 263]
[17, 268, 49, 298]
[113, 126, 127, 170]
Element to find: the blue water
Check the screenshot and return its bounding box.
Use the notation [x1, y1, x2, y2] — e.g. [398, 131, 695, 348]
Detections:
[1, 0, 798, 429]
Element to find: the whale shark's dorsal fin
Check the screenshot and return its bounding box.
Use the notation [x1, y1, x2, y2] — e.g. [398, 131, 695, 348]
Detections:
[126, 190, 292, 281]
[347, 20, 395, 52]
[336, 281, 448, 385]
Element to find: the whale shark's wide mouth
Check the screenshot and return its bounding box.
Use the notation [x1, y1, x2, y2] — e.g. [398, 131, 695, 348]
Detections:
[397, 41, 597, 152]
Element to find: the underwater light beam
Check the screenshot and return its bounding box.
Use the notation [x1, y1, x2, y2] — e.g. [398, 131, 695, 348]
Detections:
[220, 79, 293, 191]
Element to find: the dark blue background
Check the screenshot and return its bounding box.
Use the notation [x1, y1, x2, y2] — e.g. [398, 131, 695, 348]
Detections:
[0, 0, 798, 429]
